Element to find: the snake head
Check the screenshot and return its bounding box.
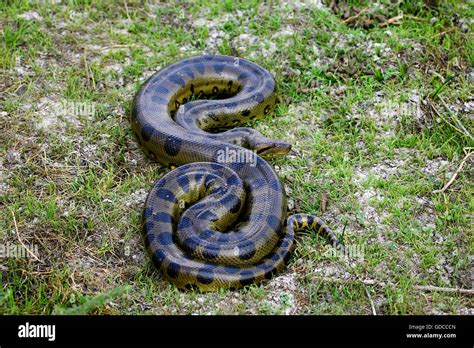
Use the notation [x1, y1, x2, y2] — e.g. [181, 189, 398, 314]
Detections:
[254, 140, 292, 159]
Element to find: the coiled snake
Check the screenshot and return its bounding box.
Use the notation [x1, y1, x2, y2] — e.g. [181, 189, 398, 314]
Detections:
[131, 54, 342, 291]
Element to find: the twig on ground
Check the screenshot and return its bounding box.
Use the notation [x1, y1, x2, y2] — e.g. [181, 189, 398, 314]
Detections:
[433, 27, 457, 38]
[403, 14, 425, 22]
[364, 287, 377, 315]
[413, 285, 474, 295]
[343, 8, 368, 24]
[123, 0, 131, 21]
[433, 151, 473, 193]
[379, 13, 404, 28]
[10, 209, 43, 263]
[317, 276, 474, 295]
[99, 44, 135, 51]
[83, 51, 95, 89]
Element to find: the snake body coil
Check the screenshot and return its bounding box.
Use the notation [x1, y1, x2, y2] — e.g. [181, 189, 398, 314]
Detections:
[132, 55, 341, 291]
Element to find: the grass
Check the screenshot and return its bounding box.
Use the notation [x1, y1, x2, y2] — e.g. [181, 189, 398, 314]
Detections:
[0, 0, 472, 315]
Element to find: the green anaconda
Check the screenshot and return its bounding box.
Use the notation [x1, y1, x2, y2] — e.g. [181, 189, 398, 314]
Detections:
[131, 54, 342, 291]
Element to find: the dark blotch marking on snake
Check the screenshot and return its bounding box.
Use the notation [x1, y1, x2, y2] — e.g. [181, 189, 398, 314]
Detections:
[264, 270, 274, 280]
[227, 174, 240, 187]
[164, 135, 183, 156]
[199, 229, 214, 240]
[182, 67, 195, 79]
[143, 221, 154, 233]
[229, 161, 245, 171]
[217, 233, 230, 243]
[238, 72, 249, 81]
[283, 250, 292, 263]
[197, 266, 215, 285]
[194, 62, 205, 74]
[210, 163, 222, 171]
[178, 216, 192, 229]
[155, 86, 169, 94]
[169, 75, 185, 86]
[254, 92, 264, 103]
[265, 79, 274, 91]
[184, 283, 197, 290]
[154, 212, 174, 224]
[269, 253, 279, 262]
[237, 240, 256, 261]
[224, 101, 238, 109]
[176, 175, 190, 192]
[220, 194, 241, 214]
[264, 105, 271, 115]
[192, 202, 206, 210]
[151, 95, 167, 104]
[174, 100, 181, 112]
[152, 250, 166, 267]
[197, 210, 218, 221]
[144, 233, 154, 248]
[194, 173, 204, 183]
[156, 188, 176, 203]
[143, 207, 153, 218]
[141, 124, 154, 142]
[182, 237, 199, 253]
[202, 244, 220, 260]
[213, 63, 225, 74]
[269, 179, 281, 192]
[239, 270, 255, 286]
[167, 262, 181, 278]
[256, 262, 272, 271]
[223, 266, 240, 274]
[158, 232, 173, 245]
[267, 215, 281, 231]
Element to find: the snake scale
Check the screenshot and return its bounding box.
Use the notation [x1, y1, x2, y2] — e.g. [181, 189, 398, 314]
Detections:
[131, 54, 342, 291]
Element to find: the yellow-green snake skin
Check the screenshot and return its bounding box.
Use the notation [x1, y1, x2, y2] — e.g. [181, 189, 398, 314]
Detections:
[131, 54, 342, 291]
